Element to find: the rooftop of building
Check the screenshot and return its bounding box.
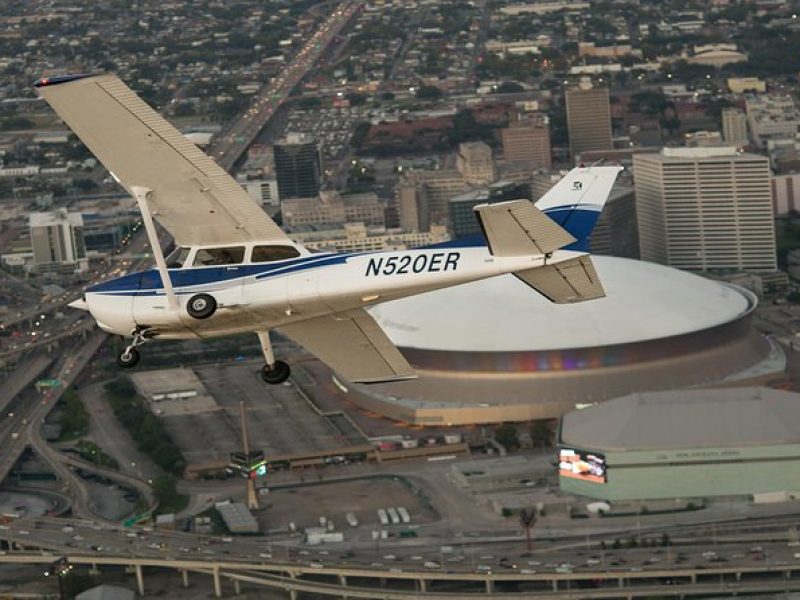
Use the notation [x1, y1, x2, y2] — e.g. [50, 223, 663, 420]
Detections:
[560, 387, 800, 452]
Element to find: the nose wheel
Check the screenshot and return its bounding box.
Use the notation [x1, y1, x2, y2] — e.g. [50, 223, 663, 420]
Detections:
[116, 327, 153, 369]
[116, 347, 140, 368]
[257, 331, 291, 385]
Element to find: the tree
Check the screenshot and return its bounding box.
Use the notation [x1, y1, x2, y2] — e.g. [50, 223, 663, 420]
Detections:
[529, 420, 552, 448]
[519, 508, 537, 554]
[415, 85, 442, 100]
[495, 424, 519, 450]
[495, 81, 524, 94]
[346, 92, 368, 106]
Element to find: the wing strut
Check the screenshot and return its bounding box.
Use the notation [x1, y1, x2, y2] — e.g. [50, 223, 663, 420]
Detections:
[132, 185, 179, 310]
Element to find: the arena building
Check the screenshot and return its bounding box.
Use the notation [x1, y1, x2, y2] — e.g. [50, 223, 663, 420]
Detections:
[558, 388, 800, 501]
[336, 256, 784, 426]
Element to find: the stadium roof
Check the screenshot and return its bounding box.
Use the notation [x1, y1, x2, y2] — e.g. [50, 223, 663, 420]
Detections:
[560, 388, 800, 451]
[369, 256, 754, 352]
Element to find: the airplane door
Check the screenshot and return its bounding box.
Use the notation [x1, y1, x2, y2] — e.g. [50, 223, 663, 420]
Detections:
[286, 270, 322, 319]
[214, 265, 246, 309]
[194, 265, 248, 332]
[131, 269, 174, 328]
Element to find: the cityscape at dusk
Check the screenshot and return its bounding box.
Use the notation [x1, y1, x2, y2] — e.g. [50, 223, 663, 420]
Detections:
[4, 0, 800, 598]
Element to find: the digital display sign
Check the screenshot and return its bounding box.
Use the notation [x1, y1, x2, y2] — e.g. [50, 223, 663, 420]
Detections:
[559, 448, 607, 483]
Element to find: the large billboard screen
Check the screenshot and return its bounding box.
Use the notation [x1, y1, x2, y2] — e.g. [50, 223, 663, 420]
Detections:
[559, 448, 606, 483]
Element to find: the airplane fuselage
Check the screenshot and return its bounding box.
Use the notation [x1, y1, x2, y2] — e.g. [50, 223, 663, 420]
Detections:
[84, 242, 575, 340]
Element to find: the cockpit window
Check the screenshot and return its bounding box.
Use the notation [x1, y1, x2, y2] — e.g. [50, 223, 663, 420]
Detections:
[193, 246, 245, 266]
[251, 245, 301, 262]
[165, 246, 190, 268]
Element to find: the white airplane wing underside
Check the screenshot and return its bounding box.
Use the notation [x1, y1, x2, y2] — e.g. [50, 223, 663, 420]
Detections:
[280, 309, 416, 384]
[35, 73, 289, 247]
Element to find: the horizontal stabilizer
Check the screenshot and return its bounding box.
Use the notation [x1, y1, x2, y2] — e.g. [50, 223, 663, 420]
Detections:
[514, 255, 604, 304]
[474, 200, 576, 257]
[280, 308, 415, 383]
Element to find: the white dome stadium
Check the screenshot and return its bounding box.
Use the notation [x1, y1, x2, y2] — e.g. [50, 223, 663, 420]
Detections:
[369, 256, 752, 352]
[337, 257, 782, 427]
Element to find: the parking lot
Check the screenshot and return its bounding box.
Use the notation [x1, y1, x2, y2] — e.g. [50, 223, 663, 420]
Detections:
[161, 361, 345, 467]
[257, 476, 437, 535]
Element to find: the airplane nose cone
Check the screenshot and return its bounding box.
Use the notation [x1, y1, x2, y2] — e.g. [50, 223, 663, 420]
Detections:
[68, 297, 89, 311]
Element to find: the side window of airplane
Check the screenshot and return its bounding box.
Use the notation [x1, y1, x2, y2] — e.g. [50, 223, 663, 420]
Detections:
[165, 246, 190, 268]
[251, 245, 301, 263]
[193, 246, 245, 266]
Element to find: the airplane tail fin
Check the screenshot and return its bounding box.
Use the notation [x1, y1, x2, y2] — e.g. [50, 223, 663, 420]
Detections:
[534, 165, 623, 252]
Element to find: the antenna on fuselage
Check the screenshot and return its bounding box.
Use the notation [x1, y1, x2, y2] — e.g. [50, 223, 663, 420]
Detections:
[131, 185, 179, 310]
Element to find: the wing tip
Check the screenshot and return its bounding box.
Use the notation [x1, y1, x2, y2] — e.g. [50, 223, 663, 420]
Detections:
[34, 73, 101, 88]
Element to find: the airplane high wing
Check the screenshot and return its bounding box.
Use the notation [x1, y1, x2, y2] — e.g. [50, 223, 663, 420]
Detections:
[280, 309, 415, 383]
[35, 74, 288, 247]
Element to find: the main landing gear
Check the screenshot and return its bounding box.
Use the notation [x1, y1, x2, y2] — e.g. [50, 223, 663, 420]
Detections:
[186, 293, 217, 319]
[116, 327, 154, 368]
[257, 331, 290, 385]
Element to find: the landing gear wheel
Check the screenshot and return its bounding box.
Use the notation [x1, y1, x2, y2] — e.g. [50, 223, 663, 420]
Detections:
[260, 361, 291, 384]
[187, 294, 216, 319]
[116, 347, 140, 368]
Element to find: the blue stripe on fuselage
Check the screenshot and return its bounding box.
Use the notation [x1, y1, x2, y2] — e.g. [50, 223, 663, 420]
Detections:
[87, 253, 347, 296]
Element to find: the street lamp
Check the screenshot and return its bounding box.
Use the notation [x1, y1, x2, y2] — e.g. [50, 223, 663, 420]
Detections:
[519, 508, 537, 555]
[43, 557, 72, 600]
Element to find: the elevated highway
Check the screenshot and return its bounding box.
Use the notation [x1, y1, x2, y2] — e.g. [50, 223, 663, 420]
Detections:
[0, 331, 107, 487]
[3, 545, 800, 599]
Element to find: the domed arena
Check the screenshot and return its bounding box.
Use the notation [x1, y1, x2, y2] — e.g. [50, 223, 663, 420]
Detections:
[336, 256, 784, 426]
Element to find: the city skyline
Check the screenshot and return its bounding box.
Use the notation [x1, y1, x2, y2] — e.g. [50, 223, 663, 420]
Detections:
[2, 0, 800, 597]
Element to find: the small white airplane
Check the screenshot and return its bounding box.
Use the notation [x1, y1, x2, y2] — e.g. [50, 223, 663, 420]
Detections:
[35, 73, 622, 385]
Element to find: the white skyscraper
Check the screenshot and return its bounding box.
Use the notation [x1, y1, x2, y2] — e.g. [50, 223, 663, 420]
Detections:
[29, 209, 88, 274]
[634, 147, 776, 273]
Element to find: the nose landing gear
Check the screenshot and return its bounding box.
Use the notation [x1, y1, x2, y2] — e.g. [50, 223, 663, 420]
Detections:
[257, 331, 291, 384]
[116, 327, 154, 369]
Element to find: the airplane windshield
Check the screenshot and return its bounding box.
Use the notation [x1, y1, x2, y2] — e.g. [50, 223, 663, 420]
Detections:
[251, 245, 301, 262]
[165, 246, 190, 268]
[193, 246, 245, 266]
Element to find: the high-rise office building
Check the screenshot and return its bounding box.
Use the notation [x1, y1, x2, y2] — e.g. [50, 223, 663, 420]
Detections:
[456, 141, 496, 185]
[449, 181, 529, 239]
[588, 186, 639, 259]
[396, 169, 467, 232]
[29, 209, 87, 274]
[501, 116, 552, 169]
[722, 108, 748, 146]
[565, 85, 613, 159]
[241, 179, 279, 207]
[273, 133, 322, 200]
[634, 147, 776, 273]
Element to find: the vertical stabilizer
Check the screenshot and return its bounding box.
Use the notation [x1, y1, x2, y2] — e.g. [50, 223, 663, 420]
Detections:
[535, 165, 623, 251]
